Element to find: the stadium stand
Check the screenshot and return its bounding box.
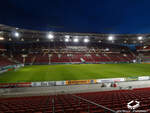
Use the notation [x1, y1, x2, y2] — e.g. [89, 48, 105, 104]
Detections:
[135, 45, 150, 62]
[0, 54, 14, 67]
[13, 52, 135, 64]
[1, 25, 150, 113]
[0, 88, 150, 113]
[4, 44, 135, 64]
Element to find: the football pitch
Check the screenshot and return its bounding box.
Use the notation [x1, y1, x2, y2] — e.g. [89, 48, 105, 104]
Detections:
[0, 64, 150, 83]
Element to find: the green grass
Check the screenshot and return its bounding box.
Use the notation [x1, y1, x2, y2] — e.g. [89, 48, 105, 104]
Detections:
[0, 64, 150, 83]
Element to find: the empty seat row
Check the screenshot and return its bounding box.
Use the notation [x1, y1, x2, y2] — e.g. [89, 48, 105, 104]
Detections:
[1, 88, 150, 113]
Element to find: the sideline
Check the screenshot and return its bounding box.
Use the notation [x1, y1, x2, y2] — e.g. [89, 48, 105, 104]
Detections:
[0, 80, 150, 98]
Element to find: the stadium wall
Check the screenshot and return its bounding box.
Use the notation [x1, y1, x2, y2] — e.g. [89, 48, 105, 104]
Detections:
[0, 76, 149, 88]
[29, 61, 131, 65]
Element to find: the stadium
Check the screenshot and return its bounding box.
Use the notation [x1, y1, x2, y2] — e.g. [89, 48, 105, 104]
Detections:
[1, 1, 150, 113]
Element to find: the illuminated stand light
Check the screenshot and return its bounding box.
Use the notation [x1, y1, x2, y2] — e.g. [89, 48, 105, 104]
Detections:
[65, 38, 69, 42]
[133, 59, 136, 63]
[73, 38, 79, 42]
[105, 48, 109, 51]
[47, 33, 54, 39]
[124, 40, 127, 43]
[98, 40, 102, 43]
[123, 54, 127, 57]
[84, 38, 89, 43]
[21, 38, 24, 41]
[8, 38, 12, 41]
[65, 35, 70, 42]
[140, 41, 143, 43]
[36, 38, 39, 42]
[138, 36, 143, 40]
[0, 37, 4, 40]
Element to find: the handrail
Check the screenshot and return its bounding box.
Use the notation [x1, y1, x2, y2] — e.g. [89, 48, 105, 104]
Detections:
[52, 98, 55, 113]
[72, 94, 117, 113]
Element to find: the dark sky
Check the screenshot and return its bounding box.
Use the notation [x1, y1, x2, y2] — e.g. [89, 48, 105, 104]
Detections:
[0, 0, 150, 34]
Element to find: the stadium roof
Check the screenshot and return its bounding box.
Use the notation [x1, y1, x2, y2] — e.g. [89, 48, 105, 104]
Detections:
[1, 0, 150, 34]
[0, 24, 150, 45]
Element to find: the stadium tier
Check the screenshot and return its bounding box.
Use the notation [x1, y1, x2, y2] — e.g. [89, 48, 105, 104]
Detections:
[0, 88, 150, 113]
[0, 43, 136, 65]
[17, 52, 134, 64]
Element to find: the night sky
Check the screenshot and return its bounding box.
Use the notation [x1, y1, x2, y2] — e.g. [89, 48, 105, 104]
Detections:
[0, 0, 150, 34]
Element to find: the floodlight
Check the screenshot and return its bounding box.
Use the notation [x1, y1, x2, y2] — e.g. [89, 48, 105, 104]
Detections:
[14, 32, 20, 37]
[138, 36, 143, 40]
[108, 36, 114, 41]
[74, 38, 79, 42]
[65, 38, 69, 42]
[47, 33, 54, 39]
[84, 38, 89, 43]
